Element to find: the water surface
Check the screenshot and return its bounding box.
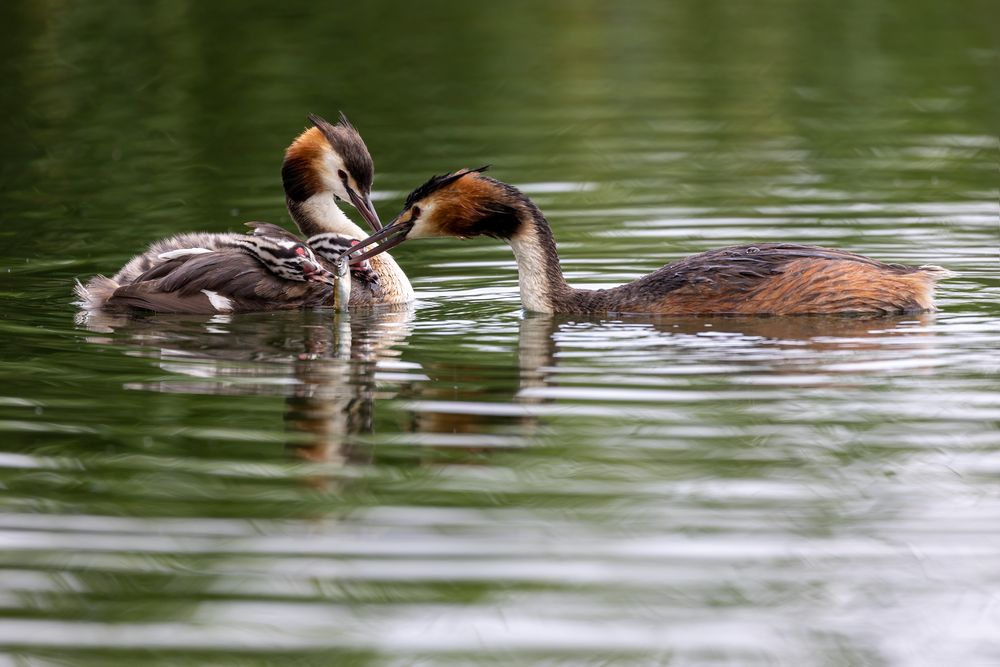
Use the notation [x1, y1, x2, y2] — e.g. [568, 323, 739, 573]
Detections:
[1, 1, 998, 665]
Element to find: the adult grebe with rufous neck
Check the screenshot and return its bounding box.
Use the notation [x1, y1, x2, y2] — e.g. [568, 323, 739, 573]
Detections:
[346, 167, 953, 315]
[75, 114, 412, 314]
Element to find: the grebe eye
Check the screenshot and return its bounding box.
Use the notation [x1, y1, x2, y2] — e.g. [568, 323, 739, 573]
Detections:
[337, 169, 348, 182]
[294, 246, 307, 256]
[411, 206, 421, 220]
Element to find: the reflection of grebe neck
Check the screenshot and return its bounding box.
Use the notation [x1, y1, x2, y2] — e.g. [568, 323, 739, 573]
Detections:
[287, 306, 418, 470]
[517, 315, 559, 391]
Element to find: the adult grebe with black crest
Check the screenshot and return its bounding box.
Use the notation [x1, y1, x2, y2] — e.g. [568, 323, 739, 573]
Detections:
[345, 167, 953, 316]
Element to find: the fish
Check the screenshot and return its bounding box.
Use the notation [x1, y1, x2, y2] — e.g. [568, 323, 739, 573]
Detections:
[333, 256, 351, 311]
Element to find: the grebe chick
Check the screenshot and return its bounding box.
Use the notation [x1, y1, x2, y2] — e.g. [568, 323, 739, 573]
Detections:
[346, 168, 954, 316]
[90, 224, 341, 314]
[76, 114, 412, 312]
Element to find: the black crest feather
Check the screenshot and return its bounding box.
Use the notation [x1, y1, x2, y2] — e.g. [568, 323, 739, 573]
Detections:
[305, 112, 374, 193]
[337, 111, 356, 131]
[403, 165, 490, 209]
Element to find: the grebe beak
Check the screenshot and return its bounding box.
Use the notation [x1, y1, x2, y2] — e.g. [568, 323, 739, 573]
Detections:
[348, 189, 382, 231]
[341, 215, 414, 265]
[302, 260, 338, 286]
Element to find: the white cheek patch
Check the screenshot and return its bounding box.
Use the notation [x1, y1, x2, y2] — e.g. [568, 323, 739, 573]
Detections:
[407, 203, 440, 239]
[407, 219, 432, 239]
[158, 248, 212, 260]
[322, 150, 351, 200]
[201, 289, 234, 312]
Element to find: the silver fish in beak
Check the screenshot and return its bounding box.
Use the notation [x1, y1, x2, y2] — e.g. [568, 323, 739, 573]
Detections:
[333, 256, 351, 312]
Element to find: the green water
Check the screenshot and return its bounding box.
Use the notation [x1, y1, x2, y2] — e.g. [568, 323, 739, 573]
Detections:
[1, 1, 998, 665]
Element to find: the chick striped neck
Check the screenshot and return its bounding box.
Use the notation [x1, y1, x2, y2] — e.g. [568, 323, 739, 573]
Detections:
[227, 236, 314, 282]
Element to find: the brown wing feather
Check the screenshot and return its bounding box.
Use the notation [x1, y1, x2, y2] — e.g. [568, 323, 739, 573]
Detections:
[128, 256, 192, 283]
[104, 284, 220, 314]
[106, 248, 333, 313]
[111, 232, 246, 284]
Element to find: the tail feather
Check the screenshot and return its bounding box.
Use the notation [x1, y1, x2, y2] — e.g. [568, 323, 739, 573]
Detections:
[918, 265, 956, 280]
[74, 275, 120, 310]
[903, 265, 955, 312]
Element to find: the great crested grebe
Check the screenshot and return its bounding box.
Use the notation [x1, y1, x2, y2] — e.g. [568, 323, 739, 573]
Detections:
[75, 114, 412, 313]
[345, 168, 953, 315]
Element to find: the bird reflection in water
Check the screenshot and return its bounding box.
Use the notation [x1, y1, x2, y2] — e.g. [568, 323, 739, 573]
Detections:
[282, 312, 403, 469]
[512, 311, 940, 411]
[76, 307, 420, 477]
[75, 307, 938, 477]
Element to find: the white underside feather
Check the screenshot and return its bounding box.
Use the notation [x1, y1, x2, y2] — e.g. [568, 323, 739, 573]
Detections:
[201, 290, 234, 312]
[157, 248, 213, 261]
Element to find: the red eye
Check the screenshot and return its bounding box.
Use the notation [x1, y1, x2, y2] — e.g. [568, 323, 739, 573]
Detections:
[294, 246, 307, 256]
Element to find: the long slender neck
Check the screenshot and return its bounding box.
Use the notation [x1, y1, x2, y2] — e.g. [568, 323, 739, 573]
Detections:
[506, 200, 576, 313]
[287, 194, 366, 239]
